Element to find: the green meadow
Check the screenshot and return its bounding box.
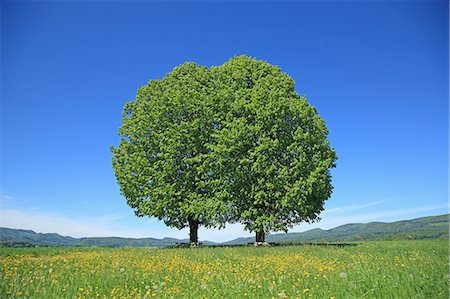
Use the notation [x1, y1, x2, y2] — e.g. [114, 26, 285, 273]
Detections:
[1, 240, 448, 298]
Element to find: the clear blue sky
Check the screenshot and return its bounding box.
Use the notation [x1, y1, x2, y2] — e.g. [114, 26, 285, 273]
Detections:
[1, 0, 448, 242]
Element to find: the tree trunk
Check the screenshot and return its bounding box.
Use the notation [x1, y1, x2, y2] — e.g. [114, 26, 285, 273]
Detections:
[256, 230, 265, 243]
[188, 217, 199, 244]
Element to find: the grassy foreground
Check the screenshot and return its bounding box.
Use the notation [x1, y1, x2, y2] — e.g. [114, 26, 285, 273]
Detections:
[1, 240, 448, 298]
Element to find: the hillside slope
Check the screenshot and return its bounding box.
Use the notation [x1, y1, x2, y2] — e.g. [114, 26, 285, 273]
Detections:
[223, 214, 449, 244]
[1, 214, 448, 247]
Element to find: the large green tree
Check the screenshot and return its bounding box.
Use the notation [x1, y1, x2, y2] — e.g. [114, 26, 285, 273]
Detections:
[111, 62, 229, 244]
[112, 56, 337, 244]
[212, 56, 337, 242]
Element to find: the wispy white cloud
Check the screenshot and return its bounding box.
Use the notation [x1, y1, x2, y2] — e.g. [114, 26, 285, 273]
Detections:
[322, 199, 391, 215]
[0, 194, 14, 205]
[82, 213, 129, 223]
[0, 194, 13, 201]
[0, 208, 185, 239]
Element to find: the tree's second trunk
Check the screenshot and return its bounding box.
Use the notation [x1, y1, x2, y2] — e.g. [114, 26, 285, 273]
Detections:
[188, 217, 199, 244]
[256, 230, 265, 243]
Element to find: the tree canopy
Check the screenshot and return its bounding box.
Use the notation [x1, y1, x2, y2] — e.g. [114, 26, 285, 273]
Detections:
[111, 62, 229, 244]
[212, 56, 337, 242]
[112, 55, 337, 244]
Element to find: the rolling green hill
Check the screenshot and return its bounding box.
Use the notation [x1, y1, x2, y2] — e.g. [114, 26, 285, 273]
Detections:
[0, 228, 76, 247]
[1, 214, 448, 247]
[224, 214, 449, 245]
[0, 228, 214, 248]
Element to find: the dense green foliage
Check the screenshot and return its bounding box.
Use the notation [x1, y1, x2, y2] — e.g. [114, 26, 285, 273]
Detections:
[1, 214, 447, 247]
[111, 63, 227, 243]
[212, 56, 337, 240]
[112, 55, 337, 242]
[1, 240, 448, 298]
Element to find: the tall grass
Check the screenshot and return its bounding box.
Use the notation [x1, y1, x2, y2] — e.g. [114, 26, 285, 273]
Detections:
[1, 240, 448, 298]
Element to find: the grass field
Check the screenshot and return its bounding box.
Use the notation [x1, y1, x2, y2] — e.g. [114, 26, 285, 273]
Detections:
[1, 240, 448, 298]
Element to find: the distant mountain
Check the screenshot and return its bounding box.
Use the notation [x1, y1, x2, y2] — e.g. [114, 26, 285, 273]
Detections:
[223, 214, 449, 245]
[0, 228, 217, 248]
[0, 228, 76, 247]
[1, 214, 448, 247]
